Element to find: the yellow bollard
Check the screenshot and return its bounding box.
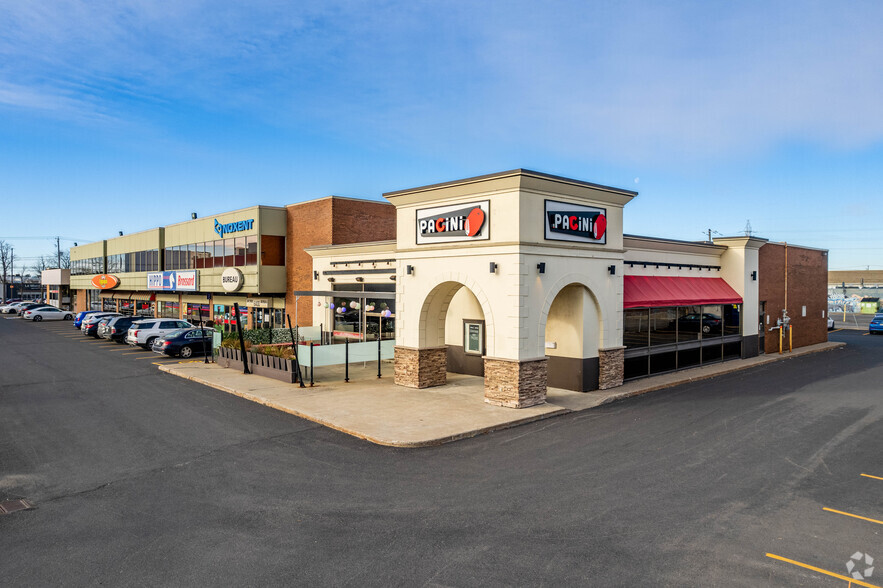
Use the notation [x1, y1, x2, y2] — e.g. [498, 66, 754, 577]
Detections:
[789, 325, 793, 353]
[779, 326, 783, 354]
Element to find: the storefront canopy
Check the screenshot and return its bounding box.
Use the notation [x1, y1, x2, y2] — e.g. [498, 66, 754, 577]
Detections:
[623, 275, 742, 309]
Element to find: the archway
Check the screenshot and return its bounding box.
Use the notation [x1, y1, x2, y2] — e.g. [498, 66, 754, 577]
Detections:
[543, 282, 603, 391]
[419, 281, 487, 376]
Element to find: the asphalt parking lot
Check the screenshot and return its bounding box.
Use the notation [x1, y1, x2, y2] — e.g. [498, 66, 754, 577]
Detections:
[1, 317, 882, 586]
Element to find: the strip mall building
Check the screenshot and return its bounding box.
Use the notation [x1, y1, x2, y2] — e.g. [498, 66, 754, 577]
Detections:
[71, 169, 828, 406]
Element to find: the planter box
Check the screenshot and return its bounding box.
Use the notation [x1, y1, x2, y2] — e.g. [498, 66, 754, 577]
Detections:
[218, 347, 301, 384]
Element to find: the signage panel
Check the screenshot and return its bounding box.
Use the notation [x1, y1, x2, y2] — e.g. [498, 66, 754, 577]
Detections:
[214, 218, 254, 238]
[416, 201, 489, 245]
[221, 268, 243, 292]
[544, 200, 607, 244]
[91, 274, 120, 290]
[146, 271, 199, 291]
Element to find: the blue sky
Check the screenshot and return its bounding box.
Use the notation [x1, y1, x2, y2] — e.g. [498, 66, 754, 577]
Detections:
[2, 1, 882, 271]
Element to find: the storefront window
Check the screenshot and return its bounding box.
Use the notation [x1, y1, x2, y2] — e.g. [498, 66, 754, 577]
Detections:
[676, 305, 704, 340]
[649, 308, 677, 346]
[214, 240, 224, 269]
[186, 303, 211, 324]
[723, 304, 741, 336]
[701, 305, 723, 338]
[224, 239, 235, 268]
[160, 301, 180, 318]
[623, 309, 649, 348]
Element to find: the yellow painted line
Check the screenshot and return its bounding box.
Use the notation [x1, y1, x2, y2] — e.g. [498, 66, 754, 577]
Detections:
[135, 355, 174, 360]
[861, 473, 883, 481]
[121, 351, 151, 355]
[823, 507, 883, 526]
[766, 553, 880, 587]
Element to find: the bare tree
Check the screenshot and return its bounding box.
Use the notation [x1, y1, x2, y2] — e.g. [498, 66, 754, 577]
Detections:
[0, 240, 12, 301]
[31, 255, 51, 275]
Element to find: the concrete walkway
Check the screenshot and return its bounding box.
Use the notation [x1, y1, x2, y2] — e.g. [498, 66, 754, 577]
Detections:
[159, 341, 845, 447]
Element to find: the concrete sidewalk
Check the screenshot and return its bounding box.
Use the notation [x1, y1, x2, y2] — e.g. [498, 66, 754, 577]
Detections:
[159, 341, 845, 447]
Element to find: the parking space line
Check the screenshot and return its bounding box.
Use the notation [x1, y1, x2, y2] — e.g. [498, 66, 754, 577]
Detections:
[861, 473, 883, 481]
[822, 507, 883, 526]
[765, 553, 880, 588]
[121, 351, 150, 355]
[135, 355, 171, 360]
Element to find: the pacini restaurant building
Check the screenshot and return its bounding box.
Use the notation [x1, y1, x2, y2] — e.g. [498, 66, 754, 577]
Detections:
[71, 169, 828, 407]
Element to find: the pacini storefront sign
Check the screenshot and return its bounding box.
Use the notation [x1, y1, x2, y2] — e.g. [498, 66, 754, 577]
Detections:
[416, 201, 489, 245]
[544, 200, 608, 244]
[214, 218, 254, 238]
[146, 271, 198, 291]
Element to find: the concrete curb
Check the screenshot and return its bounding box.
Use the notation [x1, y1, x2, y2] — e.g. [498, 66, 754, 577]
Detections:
[159, 341, 845, 448]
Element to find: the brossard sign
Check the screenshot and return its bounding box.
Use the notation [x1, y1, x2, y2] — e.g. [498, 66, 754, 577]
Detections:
[416, 201, 489, 245]
[146, 270, 198, 291]
[544, 200, 608, 244]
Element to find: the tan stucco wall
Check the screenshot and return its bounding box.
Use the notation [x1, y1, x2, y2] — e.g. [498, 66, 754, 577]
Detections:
[443, 287, 484, 346]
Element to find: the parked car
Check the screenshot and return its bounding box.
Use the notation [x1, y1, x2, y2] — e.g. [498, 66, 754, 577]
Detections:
[83, 316, 119, 338]
[80, 313, 121, 336]
[677, 312, 722, 334]
[151, 328, 213, 358]
[3, 302, 47, 315]
[21, 307, 73, 321]
[126, 318, 194, 349]
[73, 310, 104, 328]
[0, 300, 24, 313]
[827, 316, 835, 330]
[869, 314, 883, 335]
[99, 315, 141, 343]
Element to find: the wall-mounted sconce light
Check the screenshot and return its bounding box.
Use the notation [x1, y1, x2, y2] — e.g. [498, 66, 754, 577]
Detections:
[537, 262, 546, 274]
[355, 277, 364, 282]
[313, 271, 319, 280]
[327, 277, 335, 283]
[406, 265, 414, 275]
[74, 242, 78, 247]
[389, 275, 396, 281]
[118, 231, 123, 236]
[191, 212, 198, 219]
[489, 262, 497, 274]
[608, 265, 616, 275]
[751, 271, 757, 281]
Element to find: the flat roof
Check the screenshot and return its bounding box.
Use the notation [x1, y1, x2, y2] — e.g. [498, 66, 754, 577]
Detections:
[383, 168, 638, 199]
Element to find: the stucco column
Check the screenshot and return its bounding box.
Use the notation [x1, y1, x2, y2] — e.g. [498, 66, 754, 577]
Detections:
[394, 346, 447, 388]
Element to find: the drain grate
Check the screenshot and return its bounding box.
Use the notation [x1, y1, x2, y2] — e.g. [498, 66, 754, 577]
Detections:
[0, 499, 34, 515]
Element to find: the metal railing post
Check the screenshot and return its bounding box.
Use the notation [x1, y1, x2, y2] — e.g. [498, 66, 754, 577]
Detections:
[345, 338, 349, 383]
[377, 336, 382, 378]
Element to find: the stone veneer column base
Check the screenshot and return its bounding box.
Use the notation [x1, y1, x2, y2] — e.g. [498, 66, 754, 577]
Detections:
[598, 346, 625, 390]
[484, 357, 547, 408]
[394, 346, 447, 389]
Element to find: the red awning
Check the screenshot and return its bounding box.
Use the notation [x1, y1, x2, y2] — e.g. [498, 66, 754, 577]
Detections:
[623, 275, 742, 309]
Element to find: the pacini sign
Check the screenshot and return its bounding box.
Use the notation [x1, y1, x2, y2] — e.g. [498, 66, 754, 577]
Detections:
[544, 200, 608, 244]
[416, 201, 489, 244]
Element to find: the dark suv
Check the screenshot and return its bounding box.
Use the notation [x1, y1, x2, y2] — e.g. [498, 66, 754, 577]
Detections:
[100, 315, 142, 343]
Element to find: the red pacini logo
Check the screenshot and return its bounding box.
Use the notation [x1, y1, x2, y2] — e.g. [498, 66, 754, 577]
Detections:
[547, 211, 607, 240]
[419, 206, 486, 237]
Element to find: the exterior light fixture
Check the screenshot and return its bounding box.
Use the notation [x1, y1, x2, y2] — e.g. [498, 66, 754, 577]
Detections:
[751, 271, 757, 281]
[191, 212, 198, 219]
[608, 265, 616, 275]
[327, 277, 336, 283]
[537, 262, 546, 274]
[489, 262, 497, 274]
[355, 277, 364, 282]
[406, 265, 413, 275]
[313, 271, 319, 280]
[118, 231, 123, 236]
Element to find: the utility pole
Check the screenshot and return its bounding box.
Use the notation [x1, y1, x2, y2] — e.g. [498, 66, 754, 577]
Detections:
[56, 236, 61, 269]
[707, 229, 713, 243]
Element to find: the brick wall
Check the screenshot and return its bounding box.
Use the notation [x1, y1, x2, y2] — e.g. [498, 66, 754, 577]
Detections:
[758, 243, 828, 353]
[285, 197, 396, 326]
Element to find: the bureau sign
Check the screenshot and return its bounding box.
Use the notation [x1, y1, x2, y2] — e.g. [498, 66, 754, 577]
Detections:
[221, 267, 244, 292]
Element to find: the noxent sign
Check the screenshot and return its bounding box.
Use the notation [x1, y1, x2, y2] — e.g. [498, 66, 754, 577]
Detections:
[214, 218, 255, 238]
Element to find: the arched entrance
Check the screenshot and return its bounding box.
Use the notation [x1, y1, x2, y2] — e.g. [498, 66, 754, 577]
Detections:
[395, 279, 492, 389]
[542, 282, 603, 391]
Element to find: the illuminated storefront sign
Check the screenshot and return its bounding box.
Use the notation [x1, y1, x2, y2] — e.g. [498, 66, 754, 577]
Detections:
[91, 274, 120, 290]
[214, 218, 255, 238]
[544, 200, 607, 244]
[221, 267, 243, 292]
[146, 270, 199, 291]
[416, 201, 489, 244]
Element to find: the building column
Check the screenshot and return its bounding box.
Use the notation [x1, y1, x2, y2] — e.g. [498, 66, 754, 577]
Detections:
[598, 346, 625, 390]
[484, 356, 547, 408]
[394, 346, 446, 388]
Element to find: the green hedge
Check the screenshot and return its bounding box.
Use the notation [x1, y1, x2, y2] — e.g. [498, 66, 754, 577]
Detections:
[222, 328, 293, 346]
